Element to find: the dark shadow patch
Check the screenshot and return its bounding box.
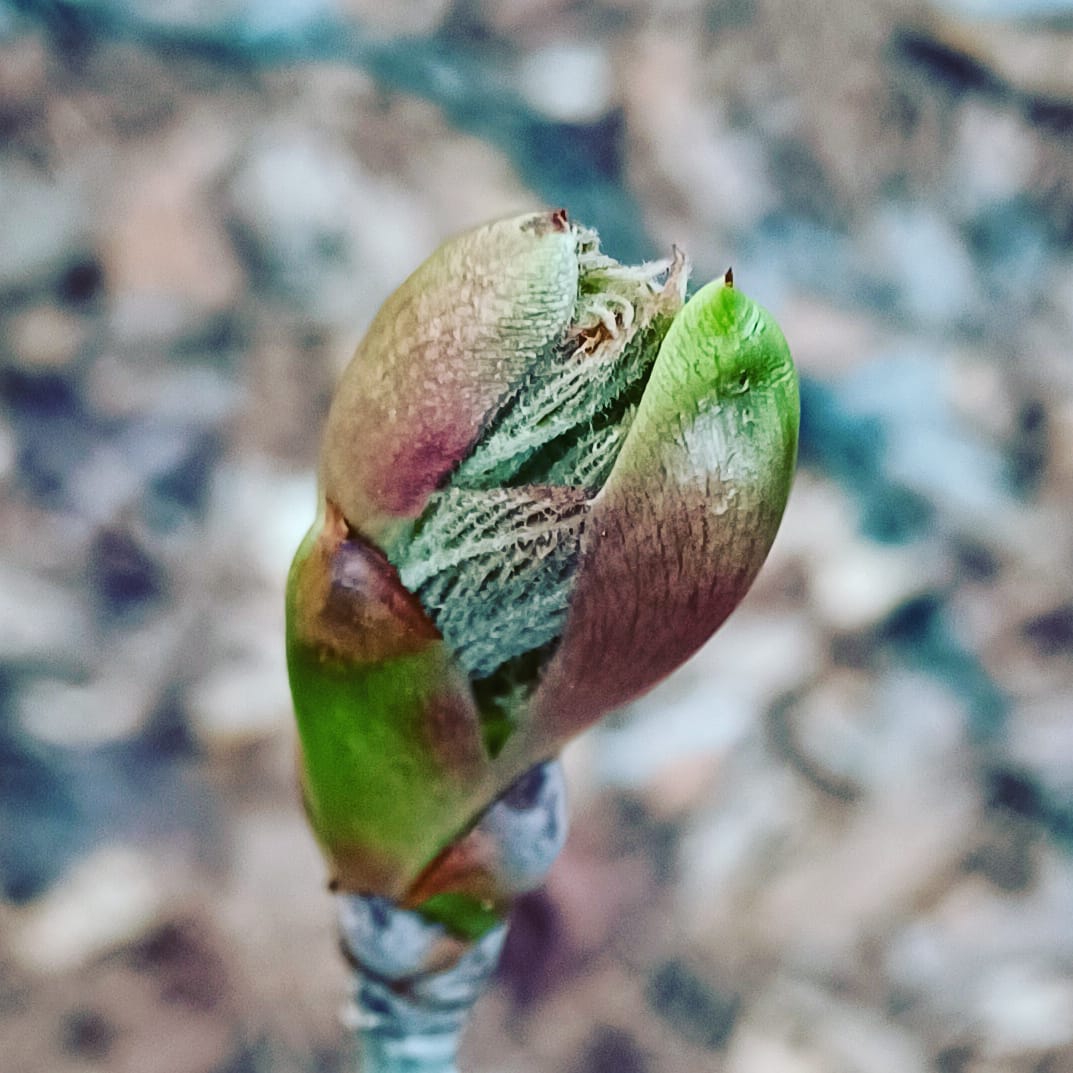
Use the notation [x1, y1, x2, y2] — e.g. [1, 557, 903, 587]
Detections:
[60, 1008, 117, 1060]
[646, 960, 740, 1050]
[578, 1026, 649, 1073]
[90, 527, 166, 621]
[1023, 604, 1073, 657]
[892, 30, 1003, 99]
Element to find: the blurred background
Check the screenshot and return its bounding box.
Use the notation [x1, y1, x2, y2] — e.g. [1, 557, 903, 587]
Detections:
[2, 0, 1072, 1070]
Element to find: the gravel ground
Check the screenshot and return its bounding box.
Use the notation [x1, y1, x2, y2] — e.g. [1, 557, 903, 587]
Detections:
[2, 1, 1072, 1071]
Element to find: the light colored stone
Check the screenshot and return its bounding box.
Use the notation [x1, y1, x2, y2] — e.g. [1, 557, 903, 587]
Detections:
[10, 846, 165, 973]
[922, 12, 1073, 102]
[768, 472, 944, 633]
[228, 124, 431, 330]
[17, 674, 151, 746]
[810, 539, 940, 633]
[84, 349, 240, 423]
[4, 305, 90, 371]
[0, 411, 15, 484]
[0, 563, 92, 669]
[765, 472, 858, 568]
[677, 743, 818, 949]
[840, 349, 1013, 526]
[621, 32, 774, 248]
[517, 42, 616, 124]
[0, 33, 48, 118]
[726, 979, 929, 1073]
[726, 1030, 823, 1073]
[886, 849, 1073, 1060]
[101, 112, 243, 335]
[975, 961, 1073, 1056]
[187, 620, 291, 750]
[949, 102, 1040, 216]
[18, 600, 193, 746]
[205, 460, 316, 587]
[775, 669, 971, 813]
[1006, 696, 1073, 801]
[755, 720, 976, 967]
[588, 607, 820, 795]
[773, 295, 882, 378]
[929, 0, 1073, 17]
[0, 164, 90, 291]
[856, 204, 981, 327]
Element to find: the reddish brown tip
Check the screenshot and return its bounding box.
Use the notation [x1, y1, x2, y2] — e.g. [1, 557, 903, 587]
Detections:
[524, 208, 569, 235]
[724, 266, 734, 287]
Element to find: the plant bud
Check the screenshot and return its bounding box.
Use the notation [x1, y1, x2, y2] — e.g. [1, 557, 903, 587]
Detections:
[287, 212, 799, 934]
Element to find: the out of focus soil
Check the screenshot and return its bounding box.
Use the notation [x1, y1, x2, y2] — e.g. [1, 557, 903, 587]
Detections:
[2, 1, 1072, 1071]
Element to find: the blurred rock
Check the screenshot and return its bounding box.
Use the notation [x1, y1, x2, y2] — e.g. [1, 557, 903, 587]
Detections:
[100, 114, 244, 337]
[838, 349, 1013, 527]
[0, 163, 91, 293]
[78, 42, 179, 136]
[0, 563, 92, 670]
[187, 611, 291, 751]
[184, 461, 311, 749]
[774, 669, 971, 802]
[572, 1027, 649, 1073]
[339, 0, 451, 35]
[16, 586, 196, 748]
[4, 305, 91, 372]
[886, 849, 1073, 1059]
[683, 672, 975, 972]
[2, 912, 240, 1073]
[475, 0, 586, 37]
[725, 1029, 822, 1073]
[974, 960, 1073, 1057]
[810, 539, 942, 634]
[54, 420, 221, 531]
[9, 846, 166, 974]
[219, 806, 346, 1056]
[677, 741, 817, 955]
[76, 0, 336, 40]
[85, 350, 240, 425]
[516, 42, 616, 124]
[725, 978, 929, 1073]
[17, 675, 153, 747]
[773, 295, 881, 378]
[204, 461, 316, 587]
[1006, 695, 1073, 805]
[0, 411, 16, 485]
[856, 203, 981, 328]
[621, 31, 775, 249]
[927, 0, 1073, 18]
[237, 322, 335, 461]
[948, 102, 1040, 218]
[589, 608, 821, 798]
[646, 959, 740, 1050]
[227, 124, 430, 330]
[920, 10, 1073, 102]
[0, 33, 48, 130]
